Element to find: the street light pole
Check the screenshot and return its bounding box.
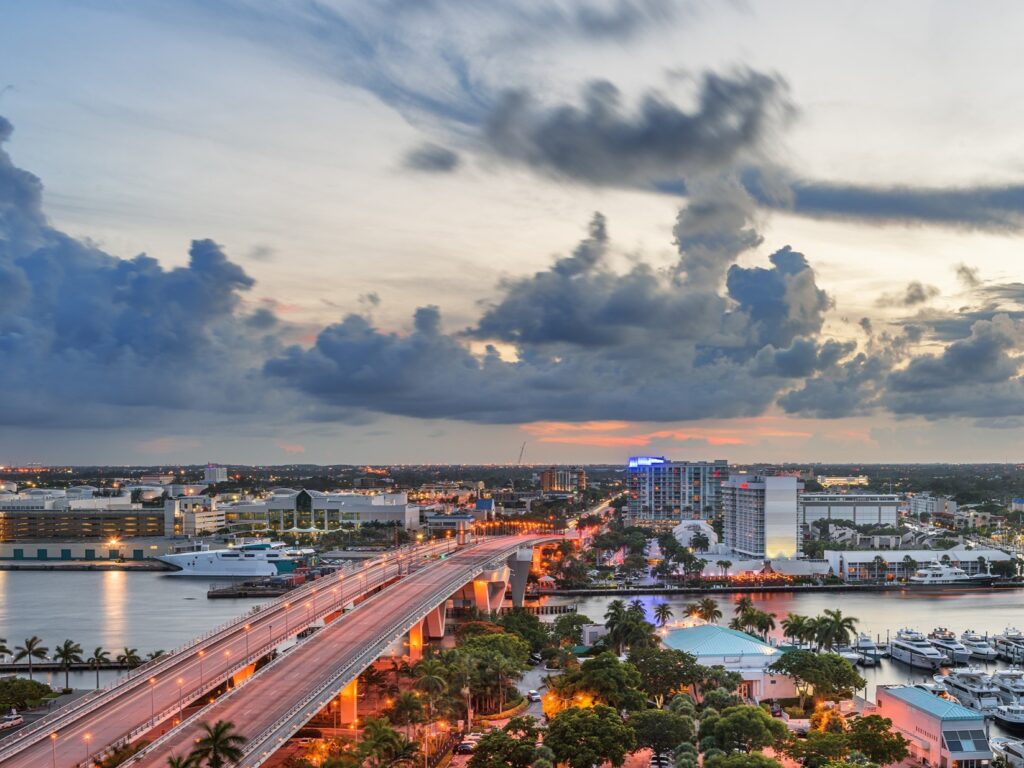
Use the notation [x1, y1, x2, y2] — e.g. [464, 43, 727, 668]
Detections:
[177, 677, 184, 723]
[244, 624, 251, 657]
[83, 732, 91, 762]
[198, 650, 205, 688]
[149, 677, 156, 722]
[49, 732, 57, 768]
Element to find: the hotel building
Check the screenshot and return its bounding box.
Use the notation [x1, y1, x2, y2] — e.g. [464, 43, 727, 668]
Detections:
[625, 457, 728, 527]
[723, 474, 803, 559]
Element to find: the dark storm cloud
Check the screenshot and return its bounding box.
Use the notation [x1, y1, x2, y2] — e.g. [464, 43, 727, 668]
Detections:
[403, 142, 461, 172]
[875, 281, 940, 308]
[484, 71, 794, 186]
[0, 116, 282, 427]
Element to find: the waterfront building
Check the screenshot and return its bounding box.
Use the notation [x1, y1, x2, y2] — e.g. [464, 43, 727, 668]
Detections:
[817, 475, 870, 488]
[626, 457, 728, 527]
[540, 467, 587, 494]
[873, 685, 991, 767]
[164, 496, 225, 537]
[0, 506, 169, 541]
[223, 489, 420, 531]
[824, 545, 1012, 581]
[801, 492, 900, 529]
[203, 464, 229, 484]
[723, 475, 803, 559]
[662, 624, 797, 701]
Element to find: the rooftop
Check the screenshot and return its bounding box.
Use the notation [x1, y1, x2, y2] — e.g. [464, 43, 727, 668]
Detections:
[662, 624, 781, 658]
[880, 686, 984, 721]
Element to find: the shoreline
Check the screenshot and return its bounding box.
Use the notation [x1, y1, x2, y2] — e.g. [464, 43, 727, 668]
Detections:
[0, 561, 173, 572]
[542, 581, 1024, 597]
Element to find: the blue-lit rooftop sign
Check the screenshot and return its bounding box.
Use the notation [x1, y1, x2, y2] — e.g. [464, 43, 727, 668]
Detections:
[628, 456, 667, 468]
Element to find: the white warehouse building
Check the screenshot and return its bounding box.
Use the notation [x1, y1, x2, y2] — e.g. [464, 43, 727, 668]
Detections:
[801, 493, 900, 529]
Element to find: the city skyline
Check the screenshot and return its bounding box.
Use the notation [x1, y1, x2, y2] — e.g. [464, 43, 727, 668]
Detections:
[6, 1, 1024, 464]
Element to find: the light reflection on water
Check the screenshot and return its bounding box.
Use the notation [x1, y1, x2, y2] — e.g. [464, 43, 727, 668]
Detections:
[0, 571, 263, 690]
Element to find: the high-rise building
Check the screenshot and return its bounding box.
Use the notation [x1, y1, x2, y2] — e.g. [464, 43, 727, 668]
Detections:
[626, 457, 728, 526]
[203, 464, 229, 484]
[723, 474, 803, 559]
[540, 468, 587, 493]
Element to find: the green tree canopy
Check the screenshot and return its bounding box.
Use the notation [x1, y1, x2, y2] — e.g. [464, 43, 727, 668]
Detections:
[545, 705, 635, 768]
[627, 647, 699, 708]
[629, 709, 694, 754]
[711, 705, 789, 752]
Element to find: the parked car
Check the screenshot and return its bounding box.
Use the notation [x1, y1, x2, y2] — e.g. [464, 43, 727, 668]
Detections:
[527, 690, 542, 702]
[455, 742, 476, 754]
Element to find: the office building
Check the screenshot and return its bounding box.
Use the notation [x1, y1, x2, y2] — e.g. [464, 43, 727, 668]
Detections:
[164, 496, 226, 537]
[723, 475, 803, 559]
[223, 489, 420, 531]
[910, 493, 957, 519]
[203, 464, 229, 484]
[540, 467, 587, 494]
[801, 493, 900, 529]
[626, 457, 728, 526]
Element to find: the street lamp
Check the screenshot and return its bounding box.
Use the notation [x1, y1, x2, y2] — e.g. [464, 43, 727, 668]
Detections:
[149, 677, 157, 721]
[177, 677, 184, 722]
[198, 649, 206, 688]
[244, 623, 251, 657]
[83, 733, 91, 762]
[49, 732, 57, 768]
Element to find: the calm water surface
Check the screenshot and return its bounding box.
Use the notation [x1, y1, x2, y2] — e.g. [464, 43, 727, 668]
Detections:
[0, 571, 264, 688]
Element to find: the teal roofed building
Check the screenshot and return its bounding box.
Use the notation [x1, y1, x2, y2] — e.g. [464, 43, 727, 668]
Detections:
[662, 623, 797, 702]
[875, 686, 991, 767]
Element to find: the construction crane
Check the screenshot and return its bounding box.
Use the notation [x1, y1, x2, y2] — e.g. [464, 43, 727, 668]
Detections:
[517, 442, 526, 465]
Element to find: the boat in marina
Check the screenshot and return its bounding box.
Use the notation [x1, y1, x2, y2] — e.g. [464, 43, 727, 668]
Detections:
[913, 682, 957, 701]
[156, 541, 318, 577]
[852, 632, 887, 660]
[929, 627, 972, 664]
[992, 736, 1024, 766]
[890, 628, 948, 669]
[935, 668, 1001, 714]
[961, 630, 999, 661]
[993, 668, 1024, 703]
[906, 561, 996, 588]
[995, 628, 1024, 663]
[995, 706, 1024, 732]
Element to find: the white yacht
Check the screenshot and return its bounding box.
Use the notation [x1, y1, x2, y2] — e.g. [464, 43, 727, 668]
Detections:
[890, 628, 948, 669]
[993, 668, 1024, 703]
[913, 682, 956, 701]
[995, 706, 1024, 732]
[936, 668, 1001, 714]
[929, 627, 972, 664]
[991, 737, 1024, 766]
[907, 561, 996, 588]
[995, 628, 1024, 663]
[961, 630, 999, 661]
[852, 632, 886, 660]
[157, 542, 317, 577]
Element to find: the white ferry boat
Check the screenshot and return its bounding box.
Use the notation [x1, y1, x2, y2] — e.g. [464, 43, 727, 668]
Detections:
[961, 630, 999, 661]
[993, 668, 1024, 703]
[936, 668, 1001, 714]
[907, 562, 996, 588]
[929, 627, 972, 664]
[157, 542, 317, 577]
[995, 706, 1024, 732]
[991, 736, 1024, 766]
[995, 628, 1024, 663]
[890, 629, 948, 669]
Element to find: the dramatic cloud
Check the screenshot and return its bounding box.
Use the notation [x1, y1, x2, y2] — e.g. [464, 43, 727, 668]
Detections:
[403, 143, 460, 172]
[484, 72, 793, 186]
[0, 116, 282, 427]
[956, 263, 981, 288]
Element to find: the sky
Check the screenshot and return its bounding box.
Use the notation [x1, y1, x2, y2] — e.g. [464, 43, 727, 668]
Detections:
[5, 0, 1024, 465]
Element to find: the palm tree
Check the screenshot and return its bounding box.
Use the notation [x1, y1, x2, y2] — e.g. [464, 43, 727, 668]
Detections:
[360, 717, 418, 768]
[628, 599, 646, 619]
[88, 647, 110, 688]
[117, 647, 142, 668]
[734, 596, 754, 616]
[690, 532, 710, 552]
[412, 658, 447, 717]
[360, 665, 388, 706]
[14, 636, 48, 681]
[0, 638, 9, 658]
[189, 720, 246, 768]
[815, 609, 858, 651]
[872, 555, 888, 581]
[902, 555, 917, 579]
[781, 613, 810, 645]
[604, 599, 629, 654]
[753, 610, 776, 640]
[53, 639, 83, 690]
[696, 598, 722, 624]
[387, 691, 423, 737]
[716, 560, 732, 579]
[653, 603, 674, 627]
[166, 756, 197, 768]
[147, 649, 166, 661]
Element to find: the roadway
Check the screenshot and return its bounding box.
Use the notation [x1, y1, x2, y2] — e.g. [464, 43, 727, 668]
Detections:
[125, 535, 553, 767]
[0, 541, 457, 768]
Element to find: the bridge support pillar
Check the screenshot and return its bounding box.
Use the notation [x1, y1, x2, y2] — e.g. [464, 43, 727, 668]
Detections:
[508, 548, 534, 608]
[424, 604, 447, 639]
[339, 678, 358, 724]
[471, 566, 510, 613]
[408, 620, 424, 663]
